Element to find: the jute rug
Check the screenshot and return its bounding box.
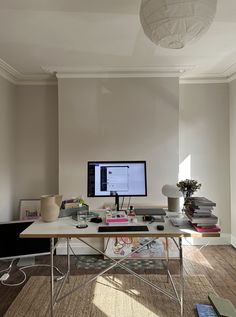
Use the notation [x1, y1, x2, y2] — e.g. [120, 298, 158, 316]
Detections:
[4, 274, 216, 317]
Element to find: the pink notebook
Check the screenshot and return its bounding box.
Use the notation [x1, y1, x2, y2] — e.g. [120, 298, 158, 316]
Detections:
[106, 218, 128, 223]
[192, 224, 221, 233]
[105, 211, 129, 224]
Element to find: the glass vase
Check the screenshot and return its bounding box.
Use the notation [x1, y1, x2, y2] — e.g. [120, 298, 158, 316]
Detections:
[182, 192, 192, 212]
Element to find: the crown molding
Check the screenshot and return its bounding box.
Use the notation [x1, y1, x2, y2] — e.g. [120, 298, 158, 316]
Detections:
[180, 63, 236, 84]
[42, 65, 194, 79]
[179, 77, 229, 84]
[179, 69, 236, 84]
[42, 65, 236, 83]
[15, 77, 57, 86]
[0, 58, 57, 85]
[1, 56, 236, 84]
[229, 73, 236, 83]
[0, 58, 18, 84]
[180, 72, 236, 84]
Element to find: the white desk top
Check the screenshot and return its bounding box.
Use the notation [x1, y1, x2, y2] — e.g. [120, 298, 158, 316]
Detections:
[20, 216, 220, 239]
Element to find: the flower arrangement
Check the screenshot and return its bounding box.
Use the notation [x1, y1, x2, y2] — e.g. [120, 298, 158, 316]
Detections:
[176, 179, 201, 201]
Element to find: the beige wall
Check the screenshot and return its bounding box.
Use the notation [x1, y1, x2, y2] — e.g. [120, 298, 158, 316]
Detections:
[0, 76, 16, 221]
[0, 73, 233, 247]
[58, 78, 179, 209]
[229, 79, 236, 246]
[180, 83, 230, 236]
[14, 85, 58, 218]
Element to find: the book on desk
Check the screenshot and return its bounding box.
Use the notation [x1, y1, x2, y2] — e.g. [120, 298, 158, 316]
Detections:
[134, 208, 166, 216]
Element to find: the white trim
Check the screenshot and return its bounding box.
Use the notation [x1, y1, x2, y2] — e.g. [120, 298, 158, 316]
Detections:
[0, 67, 16, 84]
[44, 65, 194, 79]
[220, 62, 236, 78]
[180, 72, 236, 84]
[0, 58, 20, 79]
[51, 65, 194, 73]
[231, 234, 236, 248]
[13, 76, 57, 86]
[180, 77, 229, 84]
[15, 73, 56, 83]
[16, 80, 57, 86]
[1, 55, 236, 84]
[56, 72, 181, 79]
[180, 71, 236, 84]
[56, 238, 102, 255]
[56, 234, 231, 255]
[0, 57, 57, 85]
[229, 73, 236, 83]
[182, 233, 230, 246]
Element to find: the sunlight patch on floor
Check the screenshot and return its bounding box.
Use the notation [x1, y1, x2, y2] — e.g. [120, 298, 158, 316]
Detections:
[128, 289, 141, 295]
[93, 276, 159, 317]
[183, 247, 214, 270]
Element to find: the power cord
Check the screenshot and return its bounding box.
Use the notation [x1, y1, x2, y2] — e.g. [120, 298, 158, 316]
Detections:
[0, 262, 65, 287]
[0, 259, 15, 283]
[0, 259, 15, 275]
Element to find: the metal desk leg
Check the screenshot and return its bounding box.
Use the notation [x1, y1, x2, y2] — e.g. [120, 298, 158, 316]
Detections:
[50, 238, 54, 317]
[67, 238, 70, 283]
[53, 238, 71, 305]
[165, 237, 169, 283]
[179, 237, 184, 317]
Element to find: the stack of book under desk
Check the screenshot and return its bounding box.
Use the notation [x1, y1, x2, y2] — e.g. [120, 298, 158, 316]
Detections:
[196, 293, 236, 317]
[185, 197, 221, 232]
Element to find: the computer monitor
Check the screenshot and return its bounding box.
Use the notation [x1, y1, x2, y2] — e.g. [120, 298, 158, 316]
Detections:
[0, 220, 52, 260]
[87, 161, 147, 210]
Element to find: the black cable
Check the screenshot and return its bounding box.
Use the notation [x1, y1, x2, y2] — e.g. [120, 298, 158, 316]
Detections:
[0, 259, 15, 275]
[1, 262, 64, 287]
[121, 196, 124, 210]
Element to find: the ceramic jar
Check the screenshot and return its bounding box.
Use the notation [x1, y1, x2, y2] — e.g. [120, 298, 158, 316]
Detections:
[40, 195, 62, 222]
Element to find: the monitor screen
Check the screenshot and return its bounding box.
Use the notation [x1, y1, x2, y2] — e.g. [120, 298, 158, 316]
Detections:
[0, 220, 52, 260]
[87, 161, 147, 197]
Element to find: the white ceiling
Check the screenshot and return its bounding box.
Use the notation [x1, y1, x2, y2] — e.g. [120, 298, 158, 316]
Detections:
[0, 0, 236, 83]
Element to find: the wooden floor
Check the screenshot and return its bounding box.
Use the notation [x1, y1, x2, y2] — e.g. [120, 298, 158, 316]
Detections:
[0, 245, 236, 316]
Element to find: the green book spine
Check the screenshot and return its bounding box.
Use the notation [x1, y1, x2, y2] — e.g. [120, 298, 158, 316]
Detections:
[208, 293, 236, 317]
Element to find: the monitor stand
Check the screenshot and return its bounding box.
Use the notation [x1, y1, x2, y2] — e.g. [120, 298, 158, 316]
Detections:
[110, 191, 120, 211]
[115, 192, 120, 211]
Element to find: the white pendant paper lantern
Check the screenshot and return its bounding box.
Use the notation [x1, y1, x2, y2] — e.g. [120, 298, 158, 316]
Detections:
[140, 0, 217, 49]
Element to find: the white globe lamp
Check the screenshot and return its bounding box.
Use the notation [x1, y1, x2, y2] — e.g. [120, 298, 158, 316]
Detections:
[140, 0, 217, 49]
[162, 184, 183, 212]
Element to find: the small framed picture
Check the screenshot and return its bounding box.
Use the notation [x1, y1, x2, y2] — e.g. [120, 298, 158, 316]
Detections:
[19, 199, 40, 220]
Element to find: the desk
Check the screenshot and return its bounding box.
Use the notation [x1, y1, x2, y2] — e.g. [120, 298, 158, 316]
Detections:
[20, 216, 220, 317]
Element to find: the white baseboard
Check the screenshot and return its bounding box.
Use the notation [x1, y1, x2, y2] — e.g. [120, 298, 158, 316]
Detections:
[56, 238, 103, 255]
[56, 234, 231, 255]
[231, 235, 236, 248]
[183, 233, 231, 246]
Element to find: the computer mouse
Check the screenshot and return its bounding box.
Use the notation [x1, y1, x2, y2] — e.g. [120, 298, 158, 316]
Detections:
[157, 225, 164, 231]
[90, 217, 102, 223]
